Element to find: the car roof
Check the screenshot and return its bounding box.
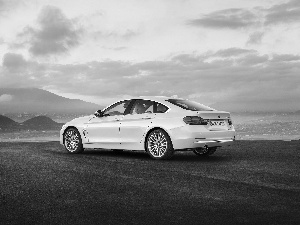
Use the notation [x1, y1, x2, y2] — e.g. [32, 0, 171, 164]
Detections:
[105, 96, 182, 110]
[134, 96, 171, 101]
[131, 96, 184, 105]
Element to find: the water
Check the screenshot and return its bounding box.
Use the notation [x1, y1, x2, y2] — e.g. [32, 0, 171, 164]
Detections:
[232, 112, 300, 140]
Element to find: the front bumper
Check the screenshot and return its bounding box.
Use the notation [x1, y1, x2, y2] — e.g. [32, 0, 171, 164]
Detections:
[59, 125, 67, 145]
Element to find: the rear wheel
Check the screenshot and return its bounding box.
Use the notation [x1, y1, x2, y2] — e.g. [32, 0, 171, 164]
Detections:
[64, 128, 84, 154]
[146, 129, 174, 160]
[193, 147, 217, 157]
[112, 149, 123, 152]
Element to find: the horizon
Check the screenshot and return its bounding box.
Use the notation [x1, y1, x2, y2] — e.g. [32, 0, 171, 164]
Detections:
[0, 0, 300, 111]
[0, 87, 300, 114]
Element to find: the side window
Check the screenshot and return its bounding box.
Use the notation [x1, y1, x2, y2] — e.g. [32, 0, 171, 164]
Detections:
[103, 100, 130, 116]
[131, 100, 154, 114]
[155, 103, 168, 113]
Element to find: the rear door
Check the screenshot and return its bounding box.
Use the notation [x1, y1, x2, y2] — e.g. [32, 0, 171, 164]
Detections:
[119, 100, 156, 149]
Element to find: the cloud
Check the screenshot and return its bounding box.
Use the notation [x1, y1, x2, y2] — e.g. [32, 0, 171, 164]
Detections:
[2, 53, 27, 71]
[101, 46, 127, 51]
[19, 5, 82, 56]
[271, 54, 300, 62]
[171, 54, 207, 64]
[0, 37, 5, 45]
[213, 48, 257, 57]
[237, 53, 269, 66]
[0, 0, 22, 16]
[247, 32, 264, 45]
[188, 0, 300, 31]
[265, 0, 300, 25]
[0, 94, 13, 102]
[1, 49, 299, 111]
[93, 29, 138, 40]
[188, 8, 259, 29]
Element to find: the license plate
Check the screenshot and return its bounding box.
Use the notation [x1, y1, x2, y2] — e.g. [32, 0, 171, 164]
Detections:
[210, 120, 225, 126]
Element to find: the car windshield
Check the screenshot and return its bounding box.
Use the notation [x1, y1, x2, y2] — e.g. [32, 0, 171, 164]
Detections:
[166, 99, 214, 111]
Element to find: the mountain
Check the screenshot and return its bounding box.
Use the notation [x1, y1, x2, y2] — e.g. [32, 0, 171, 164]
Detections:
[22, 116, 59, 126]
[0, 115, 64, 132]
[0, 88, 102, 114]
[21, 116, 63, 130]
[0, 115, 19, 131]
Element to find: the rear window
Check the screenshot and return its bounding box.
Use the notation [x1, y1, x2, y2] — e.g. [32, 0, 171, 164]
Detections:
[166, 99, 214, 111]
[156, 103, 168, 113]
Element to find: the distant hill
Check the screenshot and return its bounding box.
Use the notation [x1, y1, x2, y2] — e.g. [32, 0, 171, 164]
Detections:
[0, 88, 102, 114]
[0, 115, 63, 132]
[0, 115, 19, 131]
[21, 116, 63, 130]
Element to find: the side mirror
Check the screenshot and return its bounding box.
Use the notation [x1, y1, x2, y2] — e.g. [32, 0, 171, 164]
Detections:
[94, 110, 103, 117]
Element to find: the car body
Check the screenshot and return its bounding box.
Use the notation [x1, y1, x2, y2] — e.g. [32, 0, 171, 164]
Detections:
[60, 96, 235, 159]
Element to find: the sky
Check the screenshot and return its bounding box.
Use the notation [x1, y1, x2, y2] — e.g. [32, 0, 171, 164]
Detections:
[0, 0, 300, 111]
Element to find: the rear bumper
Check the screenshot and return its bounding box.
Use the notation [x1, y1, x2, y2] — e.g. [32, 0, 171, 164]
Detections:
[172, 137, 235, 150]
[193, 138, 234, 147]
[194, 139, 234, 143]
[168, 125, 236, 150]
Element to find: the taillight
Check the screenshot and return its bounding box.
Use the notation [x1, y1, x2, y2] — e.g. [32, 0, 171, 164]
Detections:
[183, 116, 209, 125]
[228, 118, 233, 125]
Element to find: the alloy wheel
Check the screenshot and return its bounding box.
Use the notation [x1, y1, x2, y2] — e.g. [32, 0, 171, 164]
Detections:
[147, 130, 170, 158]
[193, 147, 217, 157]
[64, 129, 81, 152]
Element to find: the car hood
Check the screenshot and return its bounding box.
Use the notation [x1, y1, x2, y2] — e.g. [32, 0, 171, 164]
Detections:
[67, 115, 94, 125]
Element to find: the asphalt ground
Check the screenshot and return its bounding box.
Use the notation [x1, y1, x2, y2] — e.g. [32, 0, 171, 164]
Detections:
[0, 140, 300, 225]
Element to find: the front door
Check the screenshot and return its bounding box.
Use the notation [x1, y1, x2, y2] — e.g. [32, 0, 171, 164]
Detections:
[86, 100, 131, 149]
[87, 115, 122, 148]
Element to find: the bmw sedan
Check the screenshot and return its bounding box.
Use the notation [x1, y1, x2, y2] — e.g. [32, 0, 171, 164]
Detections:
[60, 96, 235, 159]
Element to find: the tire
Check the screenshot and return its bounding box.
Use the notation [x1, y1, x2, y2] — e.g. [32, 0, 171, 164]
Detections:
[63, 128, 84, 154]
[193, 147, 217, 157]
[146, 129, 174, 159]
[112, 149, 123, 152]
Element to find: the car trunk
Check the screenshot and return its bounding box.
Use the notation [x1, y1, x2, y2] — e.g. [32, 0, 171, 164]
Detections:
[196, 111, 232, 131]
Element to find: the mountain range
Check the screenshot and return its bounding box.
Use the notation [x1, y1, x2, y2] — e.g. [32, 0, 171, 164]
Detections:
[1, 88, 299, 114]
[0, 88, 102, 114]
[0, 114, 19, 130]
[0, 115, 63, 132]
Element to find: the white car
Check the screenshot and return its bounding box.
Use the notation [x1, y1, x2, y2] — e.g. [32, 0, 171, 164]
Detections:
[60, 96, 235, 159]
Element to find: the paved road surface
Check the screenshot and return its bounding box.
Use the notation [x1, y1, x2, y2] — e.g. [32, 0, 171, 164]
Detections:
[1, 141, 300, 224]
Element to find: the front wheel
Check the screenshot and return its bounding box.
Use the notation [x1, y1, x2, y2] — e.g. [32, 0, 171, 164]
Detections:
[146, 129, 174, 160]
[64, 128, 84, 154]
[193, 147, 217, 157]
